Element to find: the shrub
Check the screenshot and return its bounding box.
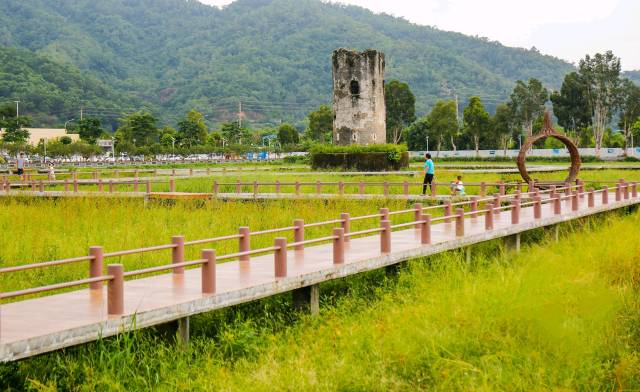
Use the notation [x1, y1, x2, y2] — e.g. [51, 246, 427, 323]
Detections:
[310, 144, 409, 171]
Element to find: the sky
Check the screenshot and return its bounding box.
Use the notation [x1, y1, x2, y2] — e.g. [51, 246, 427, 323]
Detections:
[198, 0, 640, 70]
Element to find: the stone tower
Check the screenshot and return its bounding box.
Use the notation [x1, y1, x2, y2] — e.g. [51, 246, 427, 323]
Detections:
[332, 49, 386, 145]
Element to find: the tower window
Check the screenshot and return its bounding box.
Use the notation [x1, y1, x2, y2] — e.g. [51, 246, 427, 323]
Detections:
[352, 133, 358, 141]
[350, 80, 360, 96]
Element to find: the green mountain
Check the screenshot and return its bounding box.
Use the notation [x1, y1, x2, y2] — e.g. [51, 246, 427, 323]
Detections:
[0, 46, 142, 128]
[0, 0, 575, 127]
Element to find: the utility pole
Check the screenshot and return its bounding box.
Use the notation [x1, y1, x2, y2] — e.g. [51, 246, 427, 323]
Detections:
[455, 94, 459, 123]
[238, 101, 242, 128]
[80, 107, 84, 121]
[14, 101, 20, 118]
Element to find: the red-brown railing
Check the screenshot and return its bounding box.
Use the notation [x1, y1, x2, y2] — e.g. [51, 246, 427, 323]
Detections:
[0, 181, 636, 326]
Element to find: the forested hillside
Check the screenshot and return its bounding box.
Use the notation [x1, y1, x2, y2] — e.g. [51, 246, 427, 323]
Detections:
[0, 0, 575, 126]
[0, 46, 142, 128]
[625, 71, 640, 85]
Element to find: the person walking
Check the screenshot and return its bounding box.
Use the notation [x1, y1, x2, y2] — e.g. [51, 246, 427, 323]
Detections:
[16, 152, 26, 177]
[422, 153, 435, 195]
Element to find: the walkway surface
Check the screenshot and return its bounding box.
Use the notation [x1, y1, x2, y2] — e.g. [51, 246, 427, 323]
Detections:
[1, 189, 637, 362]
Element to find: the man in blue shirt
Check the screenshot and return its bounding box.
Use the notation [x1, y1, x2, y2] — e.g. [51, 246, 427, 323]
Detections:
[422, 153, 434, 195]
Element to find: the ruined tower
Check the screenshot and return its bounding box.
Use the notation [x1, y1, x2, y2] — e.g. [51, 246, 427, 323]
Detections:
[332, 49, 386, 145]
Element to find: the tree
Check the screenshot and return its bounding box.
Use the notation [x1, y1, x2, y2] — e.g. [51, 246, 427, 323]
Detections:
[177, 109, 208, 147]
[579, 51, 622, 156]
[550, 72, 592, 146]
[220, 122, 244, 144]
[117, 111, 158, 146]
[2, 117, 31, 144]
[277, 123, 299, 145]
[508, 78, 548, 138]
[617, 79, 640, 153]
[76, 117, 103, 144]
[425, 100, 458, 153]
[490, 103, 516, 156]
[385, 80, 416, 144]
[462, 96, 490, 156]
[307, 104, 333, 142]
[404, 117, 429, 150]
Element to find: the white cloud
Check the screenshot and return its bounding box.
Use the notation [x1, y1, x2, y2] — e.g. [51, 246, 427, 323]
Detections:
[198, 0, 639, 69]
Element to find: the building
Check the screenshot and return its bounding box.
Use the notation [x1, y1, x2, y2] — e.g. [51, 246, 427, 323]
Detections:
[332, 48, 386, 145]
[0, 128, 80, 145]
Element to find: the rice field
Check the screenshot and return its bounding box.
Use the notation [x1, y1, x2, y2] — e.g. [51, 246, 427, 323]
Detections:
[1, 205, 639, 390]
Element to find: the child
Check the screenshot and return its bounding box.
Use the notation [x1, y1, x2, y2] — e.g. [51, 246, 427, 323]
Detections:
[450, 175, 465, 196]
[48, 163, 56, 181]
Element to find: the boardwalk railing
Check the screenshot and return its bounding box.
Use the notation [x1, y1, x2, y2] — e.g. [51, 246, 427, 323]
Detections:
[3, 180, 636, 339]
[1, 176, 618, 198]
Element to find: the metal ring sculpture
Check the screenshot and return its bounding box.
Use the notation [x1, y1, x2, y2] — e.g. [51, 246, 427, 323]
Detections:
[517, 111, 581, 184]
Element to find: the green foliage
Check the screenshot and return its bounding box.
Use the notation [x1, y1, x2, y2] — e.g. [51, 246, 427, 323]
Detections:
[462, 96, 490, 152]
[75, 117, 103, 144]
[385, 80, 416, 144]
[404, 117, 429, 150]
[489, 103, 516, 152]
[0, 0, 574, 126]
[116, 111, 158, 147]
[550, 72, 591, 144]
[177, 110, 208, 147]
[508, 78, 548, 136]
[425, 100, 458, 151]
[310, 144, 408, 170]
[617, 79, 640, 148]
[277, 123, 299, 145]
[1, 116, 31, 143]
[306, 104, 333, 142]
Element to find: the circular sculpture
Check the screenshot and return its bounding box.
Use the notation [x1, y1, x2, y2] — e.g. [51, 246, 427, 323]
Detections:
[517, 111, 581, 184]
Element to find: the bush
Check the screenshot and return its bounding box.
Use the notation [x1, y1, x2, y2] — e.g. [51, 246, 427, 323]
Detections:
[283, 155, 309, 164]
[310, 144, 409, 171]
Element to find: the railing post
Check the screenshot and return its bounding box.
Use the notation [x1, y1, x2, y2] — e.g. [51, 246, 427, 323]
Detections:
[39, 180, 44, 193]
[380, 220, 391, 253]
[571, 191, 579, 211]
[420, 213, 431, 244]
[358, 182, 365, 196]
[333, 228, 345, 264]
[236, 181, 241, 194]
[89, 246, 104, 290]
[632, 182, 638, 198]
[109, 180, 114, 193]
[201, 249, 216, 294]
[493, 193, 501, 215]
[295, 181, 301, 195]
[480, 182, 486, 197]
[511, 199, 520, 225]
[253, 181, 258, 197]
[533, 196, 542, 219]
[107, 264, 124, 315]
[212, 181, 218, 194]
[444, 200, 452, 222]
[294, 219, 305, 251]
[554, 195, 562, 215]
[602, 186, 609, 205]
[455, 208, 465, 236]
[133, 179, 139, 192]
[146, 180, 151, 194]
[380, 207, 390, 223]
[64, 179, 69, 192]
[189, 168, 193, 177]
[403, 181, 409, 196]
[275, 180, 281, 194]
[587, 189, 595, 208]
[384, 181, 389, 197]
[274, 237, 287, 278]
[172, 236, 185, 274]
[413, 203, 423, 229]
[73, 179, 78, 193]
[499, 181, 505, 196]
[471, 196, 479, 218]
[341, 213, 350, 242]
[316, 181, 322, 195]
[624, 183, 630, 200]
[98, 179, 104, 192]
[528, 181, 535, 193]
[485, 203, 494, 230]
[338, 181, 344, 195]
[615, 184, 622, 202]
[170, 178, 175, 193]
[431, 182, 437, 196]
[239, 227, 251, 262]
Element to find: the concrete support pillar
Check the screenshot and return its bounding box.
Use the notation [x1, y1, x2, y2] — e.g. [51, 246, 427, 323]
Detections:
[292, 285, 319, 316]
[465, 246, 471, 263]
[177, 317, 190, 346]
[503, 233, 521, 253]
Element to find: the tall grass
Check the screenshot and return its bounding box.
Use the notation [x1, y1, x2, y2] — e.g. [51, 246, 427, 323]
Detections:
[2, 209, 640, 390]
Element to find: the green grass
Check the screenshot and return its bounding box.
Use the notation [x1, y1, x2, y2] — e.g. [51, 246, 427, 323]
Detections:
[3, 208, 640, 390]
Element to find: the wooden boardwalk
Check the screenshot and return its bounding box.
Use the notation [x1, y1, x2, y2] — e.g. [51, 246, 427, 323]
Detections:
[1, 187, 638, 362]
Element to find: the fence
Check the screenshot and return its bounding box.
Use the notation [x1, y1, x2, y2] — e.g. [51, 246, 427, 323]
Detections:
[2, 179, 637, 333]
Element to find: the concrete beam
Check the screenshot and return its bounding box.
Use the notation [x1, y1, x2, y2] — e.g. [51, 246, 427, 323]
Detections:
[292, 285, 320, 316]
